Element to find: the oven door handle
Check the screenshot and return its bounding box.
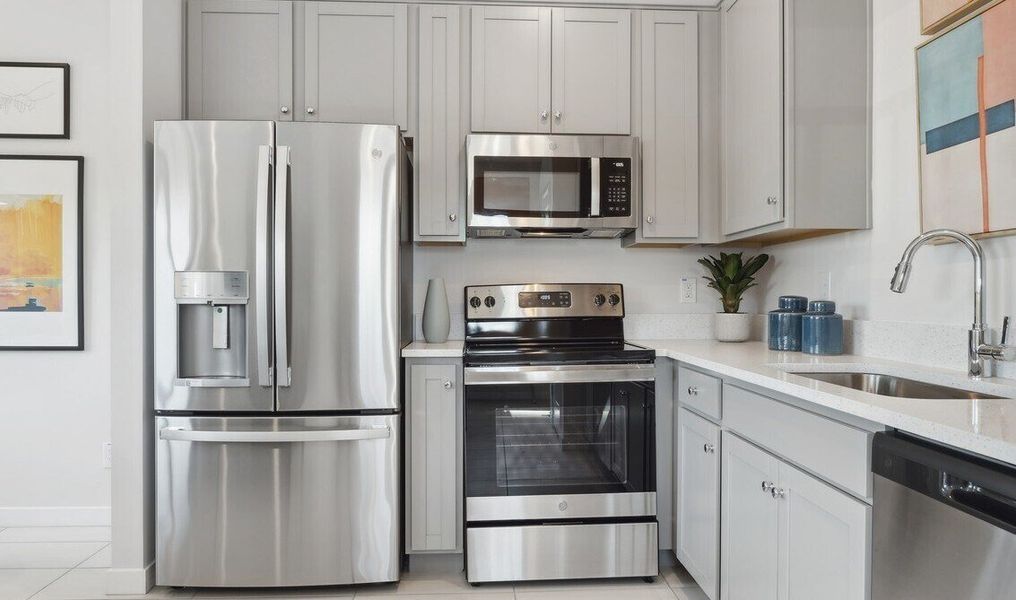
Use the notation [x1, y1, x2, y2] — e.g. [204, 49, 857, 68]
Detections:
[464, 364, 655, 385]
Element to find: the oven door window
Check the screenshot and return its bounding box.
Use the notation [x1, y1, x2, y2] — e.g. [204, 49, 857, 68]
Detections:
[473, 156, 592, 218]
[465, 381, 654, 497]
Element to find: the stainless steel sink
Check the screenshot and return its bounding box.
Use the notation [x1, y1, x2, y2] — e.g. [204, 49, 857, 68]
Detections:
[789, 371, 1004, 400]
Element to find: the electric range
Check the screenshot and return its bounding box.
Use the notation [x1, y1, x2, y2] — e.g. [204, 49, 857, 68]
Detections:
[461, 283, 659, 584]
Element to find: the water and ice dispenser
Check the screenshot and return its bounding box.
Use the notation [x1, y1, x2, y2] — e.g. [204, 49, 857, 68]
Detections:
[174, 271, 249, 386]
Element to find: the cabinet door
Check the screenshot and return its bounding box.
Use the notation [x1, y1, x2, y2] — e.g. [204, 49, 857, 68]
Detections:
[675, 408, 720, 600]
[408, 363, 460, 552]
[721, 0, 783, 235]
[551, 8, 631, 134]
[417, 4, 465, 241]
[721, 432, 779, 600]
[639, 11, 699, 239]
[187, 0, 293, 120]
[304, 2, 408, 128]
[471, 6, 552, 133]
[776, 461, 869, 600]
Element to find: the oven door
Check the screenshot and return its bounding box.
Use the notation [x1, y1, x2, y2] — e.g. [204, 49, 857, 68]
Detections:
[464, 364, 656, 522]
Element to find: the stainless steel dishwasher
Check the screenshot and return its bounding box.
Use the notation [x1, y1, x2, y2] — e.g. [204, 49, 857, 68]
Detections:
[872, 431, 1016, 599]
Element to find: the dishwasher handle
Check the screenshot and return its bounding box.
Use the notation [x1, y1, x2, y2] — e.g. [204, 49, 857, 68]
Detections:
[873, 431, 1016, 533]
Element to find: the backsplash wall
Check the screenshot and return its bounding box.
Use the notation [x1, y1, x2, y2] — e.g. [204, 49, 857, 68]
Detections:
[412, 239, 760, 340]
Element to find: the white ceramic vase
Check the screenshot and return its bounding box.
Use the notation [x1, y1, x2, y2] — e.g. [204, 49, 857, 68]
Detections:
[422, 278, 450, 343]
[714, 312, 752, 343]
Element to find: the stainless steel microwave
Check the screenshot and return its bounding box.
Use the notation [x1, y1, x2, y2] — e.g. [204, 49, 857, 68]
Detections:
[466, 134, 639, 239]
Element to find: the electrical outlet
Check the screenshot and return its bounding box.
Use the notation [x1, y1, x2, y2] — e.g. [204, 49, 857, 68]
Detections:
[102, 442, 112, 469]
[680, 277, 697, 304]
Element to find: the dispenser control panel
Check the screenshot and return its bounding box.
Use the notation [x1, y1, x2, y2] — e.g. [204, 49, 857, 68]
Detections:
[175, 271, 249, 304]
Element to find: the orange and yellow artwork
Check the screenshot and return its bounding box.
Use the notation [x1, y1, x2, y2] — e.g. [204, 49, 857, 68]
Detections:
[0, 194, 63, 312]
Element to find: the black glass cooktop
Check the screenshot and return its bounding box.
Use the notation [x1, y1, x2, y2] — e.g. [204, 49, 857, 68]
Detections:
[463, 341, 655, 366]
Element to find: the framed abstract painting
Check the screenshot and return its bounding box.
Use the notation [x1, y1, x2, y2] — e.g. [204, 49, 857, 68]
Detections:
[0, 62, 70, 139]
[921, 0, 996, 34]
[917, 0, 1016, 237]
[0, 155, 84, 350]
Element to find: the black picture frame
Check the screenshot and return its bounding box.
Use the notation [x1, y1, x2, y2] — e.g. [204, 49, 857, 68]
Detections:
[0, 155, 84, 350]
[0, 62, 70, 139]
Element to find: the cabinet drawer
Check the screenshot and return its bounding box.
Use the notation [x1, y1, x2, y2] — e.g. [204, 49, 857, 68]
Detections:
[723, 384, 871, 499]
[678, 366, 722, 420]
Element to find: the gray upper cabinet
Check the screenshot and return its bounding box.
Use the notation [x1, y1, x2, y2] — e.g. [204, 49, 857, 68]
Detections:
[625, 10, 701, 245]
[416, 4, 466, 242]
[303, 2, 408, 128]
[721, 0, 782, 236]
[471, 6, 630, 135]
[551, 8, 631, 135]
[471, 6, 552, 133]
[187, 0, 294, 121]
[721, 0, 871, 242]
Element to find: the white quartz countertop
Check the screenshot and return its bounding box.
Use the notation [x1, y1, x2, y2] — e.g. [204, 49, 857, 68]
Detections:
[402, 340, 464, 358]
[636, 340, 1016, 466]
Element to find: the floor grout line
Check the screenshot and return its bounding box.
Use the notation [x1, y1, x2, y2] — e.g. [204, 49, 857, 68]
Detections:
[25, 566, 75, 600]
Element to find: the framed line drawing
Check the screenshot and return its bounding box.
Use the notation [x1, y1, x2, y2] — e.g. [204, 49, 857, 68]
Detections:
[0, 62, 70, 139]
[0, 155, 84, 350]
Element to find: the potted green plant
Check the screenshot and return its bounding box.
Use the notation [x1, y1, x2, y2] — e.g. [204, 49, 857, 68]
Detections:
[698, 252, 770, 342]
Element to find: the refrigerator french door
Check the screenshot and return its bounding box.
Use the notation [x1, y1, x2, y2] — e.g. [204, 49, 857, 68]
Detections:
[153, 121, 411, 588]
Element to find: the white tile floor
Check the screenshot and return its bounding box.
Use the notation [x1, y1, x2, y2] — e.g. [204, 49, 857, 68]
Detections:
[0, 526, 709, 600]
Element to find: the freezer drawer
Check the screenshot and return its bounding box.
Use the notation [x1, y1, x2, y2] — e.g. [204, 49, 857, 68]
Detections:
[156, 415, 400, 587]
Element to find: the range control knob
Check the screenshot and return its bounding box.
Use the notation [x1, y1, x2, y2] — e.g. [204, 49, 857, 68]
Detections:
[469, 296, 482, 308]
[484, 296, 497, 308]
[593, 294, 607, 306]
[608, 294, 621, 306]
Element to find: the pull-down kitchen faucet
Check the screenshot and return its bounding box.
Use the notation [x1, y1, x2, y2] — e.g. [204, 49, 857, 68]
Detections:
[890, 228, 1013, 378]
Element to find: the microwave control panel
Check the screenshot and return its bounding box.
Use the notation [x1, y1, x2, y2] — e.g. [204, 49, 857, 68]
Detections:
[600, 158, 631, 217]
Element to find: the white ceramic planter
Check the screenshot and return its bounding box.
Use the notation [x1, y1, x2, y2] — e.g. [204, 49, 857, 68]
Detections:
[714, 312, 752, 342]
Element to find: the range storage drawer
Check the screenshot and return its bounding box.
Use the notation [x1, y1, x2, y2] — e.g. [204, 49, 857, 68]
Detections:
[466, 521, 658, 582]
[678, 365, 722, 420]
[722, 384, 872, 498]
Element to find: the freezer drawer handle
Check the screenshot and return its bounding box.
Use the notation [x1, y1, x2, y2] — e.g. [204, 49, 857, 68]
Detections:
[159, 426, 391, 443]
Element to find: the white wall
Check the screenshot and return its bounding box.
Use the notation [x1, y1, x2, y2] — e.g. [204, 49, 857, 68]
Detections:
[0, 0, 115, 527]
[413, 240, 762, 338]
[759, 0, 1016, 370]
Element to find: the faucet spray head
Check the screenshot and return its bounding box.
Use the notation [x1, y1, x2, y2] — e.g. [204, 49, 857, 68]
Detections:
[890, 260, 911, 293]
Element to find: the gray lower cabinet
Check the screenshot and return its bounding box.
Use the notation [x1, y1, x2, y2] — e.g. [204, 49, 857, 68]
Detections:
[187, 0, 294, 121]
[406, 360, 462, 553]
[675, 407, 720, 600]
[415, 4, 467, 242]
[675, 362, 872, 599]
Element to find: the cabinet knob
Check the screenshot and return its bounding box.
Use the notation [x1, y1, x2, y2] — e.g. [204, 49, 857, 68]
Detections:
[449, 213, 457, 222]
[771, 487, 786, 499]
[443, 380, 453, 390]
[703, 443, 716, 454]
[306, 106, 316, 115]
[540, 111, 549, 121]
[687, 385, 698, 395]
[280, 105, 290, 114]
[766, 196, 778, 205]
[762, 481, 775, 493]
[646, 215, 655, 225]
[553, 110, 562, 120]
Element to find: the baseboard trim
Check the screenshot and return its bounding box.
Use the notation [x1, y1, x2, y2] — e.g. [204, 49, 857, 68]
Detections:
[0, 506, 112, 527]
[106, 562, 155, 595]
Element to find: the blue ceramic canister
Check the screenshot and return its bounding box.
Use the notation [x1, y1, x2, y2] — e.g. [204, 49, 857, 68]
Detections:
[801, 300, 843, 355]
[768, 295, 808, 351]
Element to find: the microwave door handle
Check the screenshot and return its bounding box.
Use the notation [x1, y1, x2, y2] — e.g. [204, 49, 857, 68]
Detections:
[590, 157, 601, 217]
[255, 145, 273, 387]
[274, 145, 292, 387]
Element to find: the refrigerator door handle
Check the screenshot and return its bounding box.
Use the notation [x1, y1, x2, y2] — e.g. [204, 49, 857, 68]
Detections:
[274, 145, 292, 387]
[255, 145, 274, 387]
[159, 426, 391, 443]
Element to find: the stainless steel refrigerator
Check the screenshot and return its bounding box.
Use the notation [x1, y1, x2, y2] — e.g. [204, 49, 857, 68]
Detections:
[153, 121, 412, 588]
